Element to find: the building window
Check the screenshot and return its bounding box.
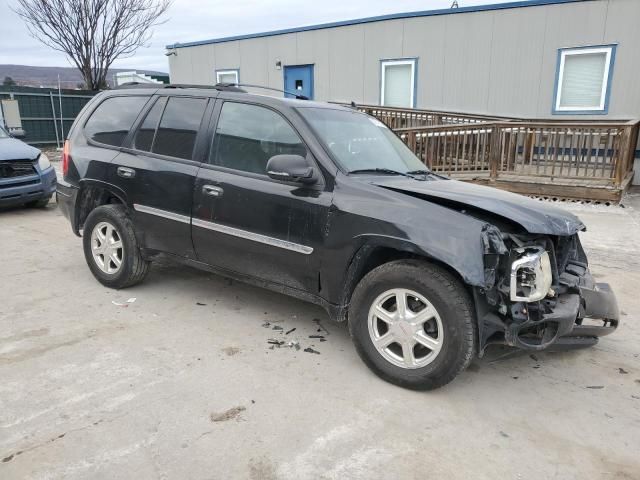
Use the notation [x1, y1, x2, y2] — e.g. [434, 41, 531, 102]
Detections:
[216, 69, 239, 84]
[380, 59, 416, 108]
[554, 45, 616, 114]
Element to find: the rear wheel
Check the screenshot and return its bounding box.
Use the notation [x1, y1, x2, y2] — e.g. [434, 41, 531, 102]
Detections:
[82, 205, 149, 288]
[348, 259, 475, 390]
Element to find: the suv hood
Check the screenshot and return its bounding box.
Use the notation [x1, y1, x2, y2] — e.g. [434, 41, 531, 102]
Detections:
[0, 137, 40, 162]
[370, 176, 585, 236]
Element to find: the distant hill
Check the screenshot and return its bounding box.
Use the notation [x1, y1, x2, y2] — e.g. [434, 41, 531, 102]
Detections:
[0, 65, 169, 89]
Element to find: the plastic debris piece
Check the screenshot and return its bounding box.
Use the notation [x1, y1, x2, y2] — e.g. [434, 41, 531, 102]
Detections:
[304, 347, 320, 355]
[267, 339, 285, 346]
[288, 341, 301, 351]
[196, 302, 206, 306]
[285, 328, 296, 335]
[313, 318, 330, 335]
[261, 322, 271, 328]
[272, 325, 283, 331]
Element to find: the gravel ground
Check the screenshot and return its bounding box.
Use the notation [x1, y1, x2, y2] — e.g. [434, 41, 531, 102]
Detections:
[0, 189, 639, 479]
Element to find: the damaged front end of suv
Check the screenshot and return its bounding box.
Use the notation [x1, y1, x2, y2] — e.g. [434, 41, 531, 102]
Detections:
[478, 225, 619, 354]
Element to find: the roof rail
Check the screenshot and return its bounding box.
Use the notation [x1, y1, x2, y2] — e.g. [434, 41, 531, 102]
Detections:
[114, 82, 308, 99]
[115, 82, 247, 92]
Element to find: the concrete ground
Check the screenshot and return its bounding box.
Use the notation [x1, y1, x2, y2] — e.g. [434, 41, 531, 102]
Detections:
[1, 182, 639, 480]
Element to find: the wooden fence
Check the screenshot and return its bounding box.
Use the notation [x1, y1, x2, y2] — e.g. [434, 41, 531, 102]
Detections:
[353, 104, 639, 201]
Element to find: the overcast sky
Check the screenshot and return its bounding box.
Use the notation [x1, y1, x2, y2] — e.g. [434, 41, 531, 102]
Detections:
[0, 0, 513, 73]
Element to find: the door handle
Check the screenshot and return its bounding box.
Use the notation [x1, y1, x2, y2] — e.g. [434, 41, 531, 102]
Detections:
[202, 185, 223, 197]
[117, 166, 136, 178]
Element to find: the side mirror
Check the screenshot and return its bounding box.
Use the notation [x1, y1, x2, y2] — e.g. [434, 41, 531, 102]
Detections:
[9, 128, 26, 139]
[266, 154, 317, 184]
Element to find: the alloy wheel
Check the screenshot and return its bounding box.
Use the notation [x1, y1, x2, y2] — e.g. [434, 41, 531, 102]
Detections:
[91, 221, 124, 274]
[367, 288, 444, 369]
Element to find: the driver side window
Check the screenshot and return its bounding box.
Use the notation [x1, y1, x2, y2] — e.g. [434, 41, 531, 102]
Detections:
[209, 102, 306, 175]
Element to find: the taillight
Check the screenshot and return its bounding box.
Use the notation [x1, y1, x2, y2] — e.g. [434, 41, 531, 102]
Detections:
[62, 140, 70, 176]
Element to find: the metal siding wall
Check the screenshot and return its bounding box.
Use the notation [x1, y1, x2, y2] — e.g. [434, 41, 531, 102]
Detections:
[362, 19, 404, 104]
[265, 33, 296, 94]
[239, 38, 269, 88]
[296, 29, 331, 101]
[603, 0, 640, 118]
[402, 16, 447, 110]
[326, 25, 365, 103]
[487, 7, 547, 117]
[440, 11, 495, 114]
[534, 0, 609, 117]
[168, 0, 640, 120]
[190, 45, 215, 84]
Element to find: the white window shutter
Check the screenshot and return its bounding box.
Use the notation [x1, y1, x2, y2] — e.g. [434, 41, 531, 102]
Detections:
[382, 61, 415, 108]
[558, 50, 610, 110]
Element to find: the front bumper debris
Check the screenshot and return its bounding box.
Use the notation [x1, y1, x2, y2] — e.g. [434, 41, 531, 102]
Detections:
[504, 280, 619, 351]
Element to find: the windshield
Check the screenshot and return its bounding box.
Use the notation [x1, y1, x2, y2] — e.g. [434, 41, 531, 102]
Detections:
[0, 126, 9, 138]
[297, 107, 427, 173]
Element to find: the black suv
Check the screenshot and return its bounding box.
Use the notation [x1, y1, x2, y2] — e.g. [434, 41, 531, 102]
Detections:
[57, 85, 619, 390]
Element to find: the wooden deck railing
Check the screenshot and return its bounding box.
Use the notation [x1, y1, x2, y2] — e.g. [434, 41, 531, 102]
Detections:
[349, 104, 639, 198]
[352, 104, 507, 129]
[394, 120, 639, 188]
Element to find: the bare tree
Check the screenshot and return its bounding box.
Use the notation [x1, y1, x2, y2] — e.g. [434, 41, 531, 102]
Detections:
[14, 0, 171, 90]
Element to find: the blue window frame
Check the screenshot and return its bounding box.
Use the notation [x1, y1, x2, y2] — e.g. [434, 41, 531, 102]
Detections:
[552, 44, 617, 115]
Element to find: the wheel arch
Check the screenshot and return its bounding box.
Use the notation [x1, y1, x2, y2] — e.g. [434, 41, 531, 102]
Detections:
[74, 180, 128, 235]
[334, 236, 478, 322]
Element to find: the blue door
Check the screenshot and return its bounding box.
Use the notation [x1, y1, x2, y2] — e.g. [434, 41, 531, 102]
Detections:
[284, 65, 314, 100]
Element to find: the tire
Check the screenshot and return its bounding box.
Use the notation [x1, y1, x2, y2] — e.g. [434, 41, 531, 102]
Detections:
[82, 204, 150, 289]
[348, 259, 475, 390]
[26, 196, 51, 208]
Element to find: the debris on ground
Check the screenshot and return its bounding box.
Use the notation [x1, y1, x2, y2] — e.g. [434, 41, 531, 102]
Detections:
[267, 339, 300, 350]
[313, 318, 330, 335]
[261, 322, 271, 328]
[618, 368, 628, 374]
[196, 302, 207, 306]
[285, 328, 296, 335]
[529, 354, 539, 362]
[111, 298, 136, 307]
[499, 431, 509, 438]
[304, 347, 320, 355]
[210, 406, 246, 422]
[309, 335, 327, 342]
[272, 325, 283, 331]
[586, 385, 605, 389]
[222, 347, 240, 356]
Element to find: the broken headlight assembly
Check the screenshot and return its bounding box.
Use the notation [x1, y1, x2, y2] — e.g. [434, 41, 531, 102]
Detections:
[509, 246, 553, 302]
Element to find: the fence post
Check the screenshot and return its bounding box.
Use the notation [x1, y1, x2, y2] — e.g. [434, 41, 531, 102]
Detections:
[614, 126, 631, 187]
[488, 123, 501, 181]
[49, 92, 60, 149]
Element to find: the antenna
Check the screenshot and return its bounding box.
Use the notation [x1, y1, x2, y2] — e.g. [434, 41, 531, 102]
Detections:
[234, 83, 309, 100]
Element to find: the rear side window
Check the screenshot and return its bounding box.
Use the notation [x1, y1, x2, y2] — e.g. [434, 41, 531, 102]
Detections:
[84, 96, 147, 147]
[133, 97, 167, 152]
[152, 97, 208, 160]
[209, 102, 306, 175]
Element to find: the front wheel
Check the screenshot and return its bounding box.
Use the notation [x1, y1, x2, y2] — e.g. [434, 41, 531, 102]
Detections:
[82, 205, 150, 289]
[348, 260, 476, 390]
